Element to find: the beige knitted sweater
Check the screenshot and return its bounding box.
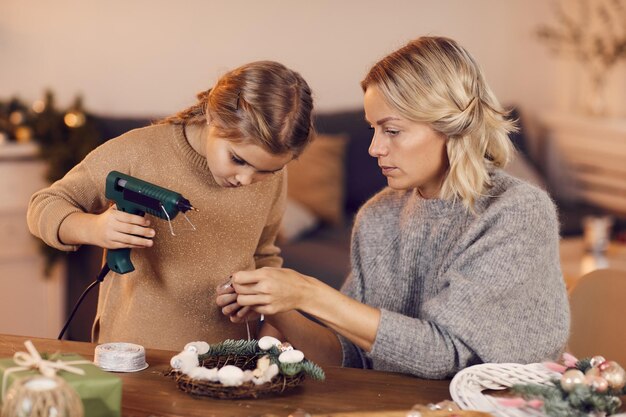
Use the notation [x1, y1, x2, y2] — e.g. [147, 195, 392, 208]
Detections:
[27, 124, 286, 350]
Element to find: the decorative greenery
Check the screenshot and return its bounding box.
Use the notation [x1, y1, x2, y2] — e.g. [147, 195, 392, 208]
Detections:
[199, 339, 326, 381]
[33, 92, 104, 184]
[512, 381, 623, 417]
[0, 91, 105, 274]
[201, 339, 260, 357]
[279, 360, 325, 380]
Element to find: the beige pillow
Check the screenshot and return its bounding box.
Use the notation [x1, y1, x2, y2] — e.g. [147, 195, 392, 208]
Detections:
[278, 198, 320, 243]
[286, 134, 349, 226]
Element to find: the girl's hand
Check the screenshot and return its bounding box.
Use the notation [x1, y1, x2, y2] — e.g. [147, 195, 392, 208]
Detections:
[88, 205, 155, 249]
[215, 279, 259, 323]
[231, 267, 311, 316]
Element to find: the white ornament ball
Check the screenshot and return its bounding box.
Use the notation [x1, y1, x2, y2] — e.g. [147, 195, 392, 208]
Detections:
[586, 366, 600, 378]
[265, 363, 279, 380]
[253, 355, 271, 377]
[242, 370, 255, 382]
[184, 341, 210, 355]
[1, 376, 83, 417]
[585, 375, 609, 393]
[252, 376, 267, 385]
[218, 365, 245, 387]
[589, 355, 606, 368]
[278, 349, 305, 364]
[187, 366, 219, 381]
[258, 336, 281, 350]
[170, 351, 199, 374]
[278, 342, 294, 352]
[253, 363, 281, 385]
[599, 361, 626, 390]
[561, 369, 585, 392]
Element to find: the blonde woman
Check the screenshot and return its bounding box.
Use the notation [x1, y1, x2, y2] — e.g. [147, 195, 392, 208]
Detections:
[217, 37, 570, 378]
[28, 61, 314, 350]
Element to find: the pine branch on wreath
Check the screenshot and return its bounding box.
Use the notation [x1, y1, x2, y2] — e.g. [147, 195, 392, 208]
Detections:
[199, 339, 260, 357]
[198, 339, 326, 381]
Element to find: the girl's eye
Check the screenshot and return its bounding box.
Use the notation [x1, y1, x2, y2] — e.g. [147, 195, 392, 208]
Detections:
[385, 129, 400, 136]
[231, 155, 246, 166]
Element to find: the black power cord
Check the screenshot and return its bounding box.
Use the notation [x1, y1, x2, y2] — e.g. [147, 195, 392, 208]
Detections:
[57, 264, 110, 340]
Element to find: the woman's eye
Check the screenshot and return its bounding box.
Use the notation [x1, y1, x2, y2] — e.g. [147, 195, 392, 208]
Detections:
[385, 129, 400, 136]
[231, 155, 246, 165]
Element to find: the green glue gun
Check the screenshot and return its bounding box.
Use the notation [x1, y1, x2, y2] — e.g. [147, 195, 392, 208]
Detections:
[104, 171, 197, 274]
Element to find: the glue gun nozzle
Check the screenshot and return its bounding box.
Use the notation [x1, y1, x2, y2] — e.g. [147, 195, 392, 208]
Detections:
[176, 198, 197, 213]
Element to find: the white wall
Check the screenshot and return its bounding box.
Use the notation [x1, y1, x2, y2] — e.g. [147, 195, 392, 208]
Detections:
[0, 0, 623, 119]
[0, 0, 555, 116]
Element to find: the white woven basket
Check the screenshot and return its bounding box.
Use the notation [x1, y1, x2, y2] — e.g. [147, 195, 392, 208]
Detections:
[449, 363, 561, 417]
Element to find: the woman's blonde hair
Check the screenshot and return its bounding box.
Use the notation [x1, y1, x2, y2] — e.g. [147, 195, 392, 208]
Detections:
[160, 61, 314, 157]
[361, 36, 516, 210]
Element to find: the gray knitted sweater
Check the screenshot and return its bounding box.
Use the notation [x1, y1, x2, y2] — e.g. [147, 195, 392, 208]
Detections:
[339, 170, 570, 378]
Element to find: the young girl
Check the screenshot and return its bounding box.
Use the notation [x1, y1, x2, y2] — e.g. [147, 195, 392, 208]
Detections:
[28, 61, 314, 351]
[218, 37, 570, 378]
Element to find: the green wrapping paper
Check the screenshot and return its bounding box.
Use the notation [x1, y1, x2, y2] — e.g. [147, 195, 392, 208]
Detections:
[0, 352, 122, 417]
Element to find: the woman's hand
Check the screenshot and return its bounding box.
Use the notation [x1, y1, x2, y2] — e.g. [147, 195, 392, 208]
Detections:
[223, 267, 376, 362]
[60, 205, 155, 249]
[215, 279, 259, 323]
[231, 267, 312, 316]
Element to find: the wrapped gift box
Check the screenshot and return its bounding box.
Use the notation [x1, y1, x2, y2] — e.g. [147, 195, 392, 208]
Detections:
[0, 352, 122, 417]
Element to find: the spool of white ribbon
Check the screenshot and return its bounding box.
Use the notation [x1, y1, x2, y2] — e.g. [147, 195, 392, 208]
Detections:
[94, 343, 148, 372]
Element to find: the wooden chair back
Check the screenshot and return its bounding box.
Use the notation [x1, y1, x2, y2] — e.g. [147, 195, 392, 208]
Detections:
[568, 268, 626, 365]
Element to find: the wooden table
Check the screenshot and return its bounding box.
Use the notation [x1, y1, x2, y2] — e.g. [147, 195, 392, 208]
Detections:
[0, 334, 451, 417]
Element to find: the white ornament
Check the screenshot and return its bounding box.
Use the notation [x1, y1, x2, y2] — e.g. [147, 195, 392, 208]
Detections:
[252, 376, 267, 385]
[170, 351, 199, 374]
[218, 365, 245, 386]
[253, 363, 281, 385]
[590, 355, 606, 368]
[252, 355, 271, 377]
[599, 361, 626, 390]
[187, 366, 219, 381]
[184, 341, 210, 355]
[278, 342, 294, 352]
[258, 336, 281, 350]
[265, 363, 279, 380]
[278, 349, 304, 364]
[561, 369, 585, 392]
[242, 370, 255, 382]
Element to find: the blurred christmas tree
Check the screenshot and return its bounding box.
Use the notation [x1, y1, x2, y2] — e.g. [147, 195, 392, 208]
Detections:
[0, 91, 105, 274]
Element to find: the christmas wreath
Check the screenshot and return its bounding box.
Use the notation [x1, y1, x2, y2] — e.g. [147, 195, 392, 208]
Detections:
[507, 353, 625, 416]
[450, 353, 626, 417]
[167, 337, 325, 400]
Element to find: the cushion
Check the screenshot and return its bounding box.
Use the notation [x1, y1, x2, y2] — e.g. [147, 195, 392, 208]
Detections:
[286, 133, 349, 226]
[278, 198, 319, 243]
[314, 110, 386, 216]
